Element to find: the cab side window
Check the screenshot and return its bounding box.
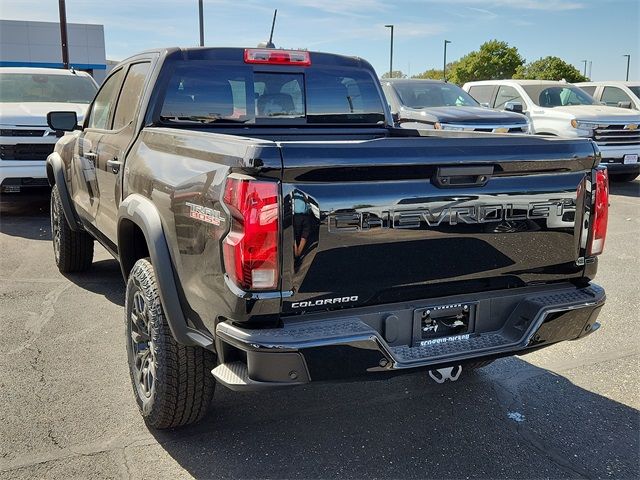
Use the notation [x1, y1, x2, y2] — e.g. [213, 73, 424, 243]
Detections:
[112, 62, 151, 130]
[579, 85, 597, 97]
[87, 69, 124, 130]
[494, 86, 525, 110]
[601, 86, 633, 106]
[467, 85, 494, 105]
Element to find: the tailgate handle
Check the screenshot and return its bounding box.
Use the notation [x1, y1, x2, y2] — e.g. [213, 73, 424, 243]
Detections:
[434, 166, 494, 188]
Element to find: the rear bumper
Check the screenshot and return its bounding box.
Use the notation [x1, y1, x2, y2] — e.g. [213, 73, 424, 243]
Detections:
[212, 283, 605, 391]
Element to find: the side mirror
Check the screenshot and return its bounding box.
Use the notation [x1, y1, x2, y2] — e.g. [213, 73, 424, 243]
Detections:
[617, 101, 632, 109]
[47, 111, 79, 132]
[504, 101, 524, 114]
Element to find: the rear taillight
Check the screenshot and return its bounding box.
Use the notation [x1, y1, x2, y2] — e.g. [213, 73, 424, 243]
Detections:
[588, 168, 609, 256]
[222, 178, 279, 290]
[244, 48, 311, 66]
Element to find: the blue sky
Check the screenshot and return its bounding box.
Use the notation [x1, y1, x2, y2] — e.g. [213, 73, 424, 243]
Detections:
[1, 0, 638, 80]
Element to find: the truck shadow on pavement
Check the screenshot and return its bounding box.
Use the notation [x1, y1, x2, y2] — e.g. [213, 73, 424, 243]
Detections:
[149, 357, 639, 479]
[64, 259, 125, 307]
[0, 190, 52, 241]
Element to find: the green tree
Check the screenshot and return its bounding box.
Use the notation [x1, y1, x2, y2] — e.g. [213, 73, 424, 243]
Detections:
[513, 56, 588, 82]
[412, 68, 443, 80]
[412, 62, 458, 80]
[449, 40, 524, 84]
[381, 70, 407, 79]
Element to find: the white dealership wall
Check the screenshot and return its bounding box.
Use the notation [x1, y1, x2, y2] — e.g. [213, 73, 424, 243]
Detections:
[0, 19, 107, 82]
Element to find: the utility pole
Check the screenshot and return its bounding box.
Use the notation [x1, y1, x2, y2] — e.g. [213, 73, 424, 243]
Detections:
[588, 61, 592, 79]
[443, 40, 451, 82]
[58, 0, 69, 69]
[623, 54, 631, 81]
[198, 0, 204, 46]
[581, 59, 588, 77]
[385, 25, 394, 78]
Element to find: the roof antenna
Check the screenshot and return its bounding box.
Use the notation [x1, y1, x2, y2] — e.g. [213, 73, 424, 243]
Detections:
[258, 9, 277, 48]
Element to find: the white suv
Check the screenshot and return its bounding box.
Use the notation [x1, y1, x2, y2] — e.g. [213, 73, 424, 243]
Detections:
[576, 81, 640, 111]
[463, 79, 640, 182]
[0, 67, 97, 193]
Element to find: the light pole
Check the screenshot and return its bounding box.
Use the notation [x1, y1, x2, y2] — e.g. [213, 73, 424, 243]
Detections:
[385, 24, 394, 78]
[443, 40, 451, 82]
[198, 0, 204, 46]
[58, 0, 69, 69]
[581, 59, 588, 77]
[623, 54, 631, 81]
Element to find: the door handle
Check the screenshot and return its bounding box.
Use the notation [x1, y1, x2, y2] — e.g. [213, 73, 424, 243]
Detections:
[85, 152, 98, 161]
[106, 158, 121, 174]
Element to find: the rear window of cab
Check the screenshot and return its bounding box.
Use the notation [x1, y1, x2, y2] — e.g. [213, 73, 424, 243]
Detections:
[156, 61, 385, 125]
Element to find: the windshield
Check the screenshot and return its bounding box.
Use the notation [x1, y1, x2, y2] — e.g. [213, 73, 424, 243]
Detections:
[522, 85, 595, 107]
[629, 86, 640, 98]
[0, 73, 97, 103]
[158, 61, 385, 125]
[392, 82, 479, 108]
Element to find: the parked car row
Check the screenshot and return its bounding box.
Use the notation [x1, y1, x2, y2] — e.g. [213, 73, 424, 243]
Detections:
[1, 65, 638, 195]
[384, 77, 640, 182]
[463, 80, 640, 182]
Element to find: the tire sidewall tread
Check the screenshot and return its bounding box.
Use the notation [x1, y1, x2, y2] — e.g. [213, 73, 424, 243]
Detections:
[50, 185, 94, 273]
[125, 258, 215, 429]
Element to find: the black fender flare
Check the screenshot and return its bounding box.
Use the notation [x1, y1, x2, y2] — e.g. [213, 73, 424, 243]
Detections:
[46, 153, 83, 231]
[118, 194, 213, 348]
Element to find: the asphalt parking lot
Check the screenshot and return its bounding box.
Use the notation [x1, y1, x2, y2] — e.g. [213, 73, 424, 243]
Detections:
[0, 181, 638, 480]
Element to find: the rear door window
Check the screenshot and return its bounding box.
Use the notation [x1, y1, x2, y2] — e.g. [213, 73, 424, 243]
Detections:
[112, 62, 151, 130]
[601, 86, 633, 106]
[87, 69, 124, 130]
[467, 85, 495, 105]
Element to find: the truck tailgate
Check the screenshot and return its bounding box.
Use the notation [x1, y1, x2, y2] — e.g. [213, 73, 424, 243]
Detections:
[278, 134, 597, 313]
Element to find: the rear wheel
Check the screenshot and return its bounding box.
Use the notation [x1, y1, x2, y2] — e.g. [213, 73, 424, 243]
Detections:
[50, 184, 94, 273]
[610, 172, 639, 183]
[125, 258, 216, 429]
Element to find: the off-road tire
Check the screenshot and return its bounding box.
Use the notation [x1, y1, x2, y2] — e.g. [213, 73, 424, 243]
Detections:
[50, 184, 94, 273]
[610, 172, 639, 183]
[125, 258, 216, 429]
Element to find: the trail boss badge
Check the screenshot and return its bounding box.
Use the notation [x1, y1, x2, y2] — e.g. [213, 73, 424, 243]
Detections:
[186, 202, 226, 226]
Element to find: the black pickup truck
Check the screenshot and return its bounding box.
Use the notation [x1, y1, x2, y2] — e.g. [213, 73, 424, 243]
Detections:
[46, 47, 608, 429]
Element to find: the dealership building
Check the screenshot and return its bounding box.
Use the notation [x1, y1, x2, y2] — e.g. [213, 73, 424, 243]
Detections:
[0, 19, 107, 82]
